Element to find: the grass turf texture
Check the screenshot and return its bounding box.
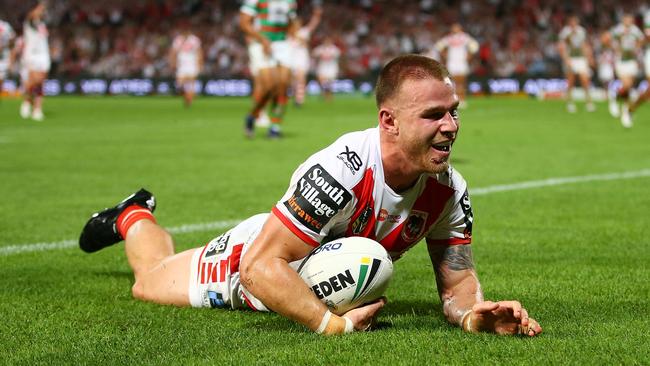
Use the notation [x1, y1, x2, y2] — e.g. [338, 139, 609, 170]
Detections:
[0, 95, 648, 365]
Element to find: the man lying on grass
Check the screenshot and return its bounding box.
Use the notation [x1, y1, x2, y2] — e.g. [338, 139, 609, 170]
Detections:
[80, 54, 542, 336]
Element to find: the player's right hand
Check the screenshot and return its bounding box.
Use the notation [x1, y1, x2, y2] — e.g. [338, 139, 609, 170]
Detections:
[342, 297, 387, 331]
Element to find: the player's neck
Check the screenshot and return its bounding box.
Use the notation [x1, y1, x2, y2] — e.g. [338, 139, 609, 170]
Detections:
[379, 135, 421, 193]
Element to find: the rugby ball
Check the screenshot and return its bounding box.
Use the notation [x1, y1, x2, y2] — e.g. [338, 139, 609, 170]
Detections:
[296, 237, 393, 315]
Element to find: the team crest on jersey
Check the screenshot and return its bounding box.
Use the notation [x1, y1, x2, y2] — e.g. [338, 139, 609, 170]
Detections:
[351, 205, 373, 235]
[401, 210, 428, 242]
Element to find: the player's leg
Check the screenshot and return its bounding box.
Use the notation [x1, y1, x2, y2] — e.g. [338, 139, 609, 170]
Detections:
[619, 74, 635, 128]
[20, 70, 36, 119]
[125, 219, 193, 306]
[184, 77, 196, 107]
[293, 68, 307, 106]
[268, 65, 291, 138]
[245, 68, 274, 137]
[318, 70, 333, 101]
[78, 189, 193, 306]
[565, 71, 576, 113]
[629, 78, 649, 114]
[30, 71, 46, 121]
[578, 72, 594, 112]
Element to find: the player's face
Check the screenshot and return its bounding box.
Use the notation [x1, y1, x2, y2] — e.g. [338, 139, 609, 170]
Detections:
[392, 77, 460, 174]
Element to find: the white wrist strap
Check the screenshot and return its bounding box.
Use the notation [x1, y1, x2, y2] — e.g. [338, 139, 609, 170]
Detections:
[460, 309, 473, 331]
[316, 310, 332, 334]
[343, 316, 354, 333]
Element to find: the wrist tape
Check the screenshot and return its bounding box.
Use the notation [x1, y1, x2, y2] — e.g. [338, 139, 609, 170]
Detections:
[316, 310, 354, 335]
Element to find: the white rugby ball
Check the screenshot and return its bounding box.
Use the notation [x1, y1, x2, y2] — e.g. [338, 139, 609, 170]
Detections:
[297, 237, 393, 315]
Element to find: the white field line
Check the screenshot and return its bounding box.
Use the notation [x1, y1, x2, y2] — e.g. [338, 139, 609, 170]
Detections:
[2, 169, 650, 256]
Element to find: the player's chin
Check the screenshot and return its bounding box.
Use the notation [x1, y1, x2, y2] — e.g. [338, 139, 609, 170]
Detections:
[426, 159, 449, 174]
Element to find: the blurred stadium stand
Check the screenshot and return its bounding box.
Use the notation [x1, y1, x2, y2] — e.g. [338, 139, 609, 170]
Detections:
[0, 0, 646, 80]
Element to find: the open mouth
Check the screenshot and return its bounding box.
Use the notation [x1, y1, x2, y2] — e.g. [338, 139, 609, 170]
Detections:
[431, 141, 452, 152]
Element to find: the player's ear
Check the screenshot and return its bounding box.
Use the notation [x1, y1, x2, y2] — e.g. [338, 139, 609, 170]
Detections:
[379, 108, 399, 135]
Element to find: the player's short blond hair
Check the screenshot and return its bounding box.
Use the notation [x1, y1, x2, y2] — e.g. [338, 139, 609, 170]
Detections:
[375, 54, 450, 108]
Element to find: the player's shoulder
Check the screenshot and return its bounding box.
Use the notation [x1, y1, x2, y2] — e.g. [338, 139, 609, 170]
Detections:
[240, 0, 260, 15]
[302, 128, 379, 187]
[189, 34, 201, 45]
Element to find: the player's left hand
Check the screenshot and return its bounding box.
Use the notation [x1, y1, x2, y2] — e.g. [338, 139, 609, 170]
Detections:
[468, 300, 542, 337]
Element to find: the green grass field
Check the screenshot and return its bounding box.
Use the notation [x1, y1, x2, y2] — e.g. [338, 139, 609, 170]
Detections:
[1, 95, 649, 365]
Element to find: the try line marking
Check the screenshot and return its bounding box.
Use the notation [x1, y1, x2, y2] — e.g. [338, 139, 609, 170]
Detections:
[2, 169, 650, 256]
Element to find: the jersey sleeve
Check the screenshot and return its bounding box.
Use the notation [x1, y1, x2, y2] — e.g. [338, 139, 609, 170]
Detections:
[240, 0, 259, 16]
[467, 35, 479, 53]
[272, 137, 363, 247]
[435, 37, 448, 52]
[426, 170, 473, 245]
[558, 27, 569, 42]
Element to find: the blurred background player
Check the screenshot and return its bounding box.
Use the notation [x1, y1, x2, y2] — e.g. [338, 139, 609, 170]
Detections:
[240, 0, 298, 139]
[627, 7, 650, 122]
[289, 4, 322, 107]
[558, 15, 595, 113]
[611, 13, 644, 127]
[169, 25, 203, 108]
[21, 2, 50, 121]
[312, 36, 340, 101]
[598, 31, 618, 115]
[435, 23, 478, 109]
[0, 18, 15, 99]
[9, 34, 26, 95]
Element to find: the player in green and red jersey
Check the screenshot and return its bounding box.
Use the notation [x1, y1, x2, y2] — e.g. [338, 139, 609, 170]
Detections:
[240, 0, 298, 138]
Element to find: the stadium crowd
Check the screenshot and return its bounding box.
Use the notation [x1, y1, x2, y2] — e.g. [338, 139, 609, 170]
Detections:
[1, 0, 648, 79]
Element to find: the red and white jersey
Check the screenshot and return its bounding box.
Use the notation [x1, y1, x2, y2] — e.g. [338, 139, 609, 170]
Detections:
[172, 34, 201, 68]
[23, 20, 49, 60]
[272, 127, 473, 261]
[313, 43, 341, 67]
[435, 32, 479, 63]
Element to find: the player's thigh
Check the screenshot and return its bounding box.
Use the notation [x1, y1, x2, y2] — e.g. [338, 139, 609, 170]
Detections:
[276, 66, 292, 88]
[132, 248, 195, 306]
[578, 73, 591, 87]
[257, 68, 276, 91]
[28, 70, 46, 85]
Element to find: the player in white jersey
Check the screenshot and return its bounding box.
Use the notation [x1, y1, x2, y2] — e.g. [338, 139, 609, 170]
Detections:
[558, 16, 595, 113]
[435, 23, 478, 109]
[289, 5, 322, 106]
[20, 3, 50, 121]
[611, 14, 644, 127]
[0, 19, 15, 99]
[628, 9, 650, 121]
[169, 28, 203, 107]
[79, 55, 542, 337]
[312, 37, 341, 101]
[240, 0, 298, 139]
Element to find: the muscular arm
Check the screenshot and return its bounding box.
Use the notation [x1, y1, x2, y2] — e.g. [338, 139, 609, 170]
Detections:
[427, 241, 483, 326]
[239, 214, 334, 331]
[239, 12, 268, 45]
[557, 40, 569, 63]
[427, 240, 542, 336]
